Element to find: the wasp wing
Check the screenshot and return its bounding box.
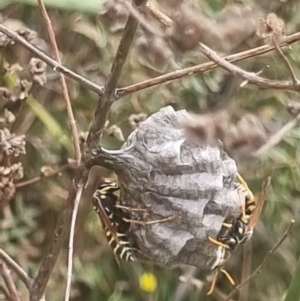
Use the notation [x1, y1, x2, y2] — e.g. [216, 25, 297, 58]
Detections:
[247, 177, 271, 230]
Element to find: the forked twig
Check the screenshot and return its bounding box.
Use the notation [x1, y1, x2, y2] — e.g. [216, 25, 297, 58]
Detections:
[64, 184, 84, 301]
[15, 163, 70, 188]
[117, 31, 300, 98]
[85, 0, 147, 151]
[119, 0, 162, 36]
[37, 0, 81, 165]
[27, 1, 147, 300]
[224, 220, 295, 301]
[0, 284, 10, 301]
[1, 23, 300, 100]
[198, 42, 300, 91]
[0, 24, 104, 95]
[0, 260, 21, 301]
[0, 249, 32, 289]
[272, 36, 298, 84]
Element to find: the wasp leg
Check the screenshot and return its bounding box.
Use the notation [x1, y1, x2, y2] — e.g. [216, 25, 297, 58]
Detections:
[207, 267, 235, 295]
[122, 214, 177, 226]
[222, 222, 233, 228]
[115, 204, 151, 212]
[208, 236, 230, 249]
[220, 268, 235, 286]
[207, 270, 219, 295]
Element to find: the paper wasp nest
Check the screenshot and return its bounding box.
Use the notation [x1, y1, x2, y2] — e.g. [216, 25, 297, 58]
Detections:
[94, 106, 241, 269]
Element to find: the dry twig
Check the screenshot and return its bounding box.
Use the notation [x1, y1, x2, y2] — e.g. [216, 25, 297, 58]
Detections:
[0, 23, 104, 95]
[37, 0, 81, 165]
[272, 37, 298, 84]
[2, 24, 300, 100]
[117, 31, 300, 98]
[85, 0, 146, 150]
[15, 163, 70, 188]
[26, 1, 147, 300]
[0, 260, 21, 301]
[119, 0, 162, 36]
[64, 185, 84, 301]
[198, 42, 300, 90]
[0, 249, 32, 289]
[253, 117, 299, 157]
[142, 3, 174, 27]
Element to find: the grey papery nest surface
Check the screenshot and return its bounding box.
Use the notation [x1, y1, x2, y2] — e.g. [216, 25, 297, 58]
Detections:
[94, 106, 241, 269]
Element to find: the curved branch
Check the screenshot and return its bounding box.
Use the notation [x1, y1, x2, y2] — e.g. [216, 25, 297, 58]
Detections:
[0, 23, 104, 96]
[0, 249, 32, 289]
[198, 42, 300, 90]
[37, 0, 81, 165]
[117, 32, 300, 98]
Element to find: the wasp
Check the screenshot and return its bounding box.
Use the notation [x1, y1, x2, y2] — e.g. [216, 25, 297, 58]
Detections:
[207, 174, 269, 294]
[93, 179, 177, 264]
[92, 179, 136, 263]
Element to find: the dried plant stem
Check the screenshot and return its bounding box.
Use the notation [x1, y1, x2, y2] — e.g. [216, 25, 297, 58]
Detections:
[119, 0, 161, 36]
[15, 163, 70, 188]
[64, 184, 84, 301]
[253, 117, 299, 156]
[224, 220, 294, 301]
[117, 31, 300, 98]
[0, 249, 32, 289]
[1, 23, 300, 98]
[86, 0, 147, 150]
[0, 284, 10, 301]
[198, 42, 300, 90]
[239, 241, 252, 301]
[29, 175, 85, 301]
[26, 1, 146, 300]
[143, 3, 173, 27]
[273, 36, 298, 84]
[37, 0, 81, 165]
[0, 24, 104, 95]
[0, 260, 21, 301]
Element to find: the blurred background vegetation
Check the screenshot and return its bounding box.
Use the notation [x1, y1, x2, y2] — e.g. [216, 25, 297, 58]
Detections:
[1, 0, 300, 300]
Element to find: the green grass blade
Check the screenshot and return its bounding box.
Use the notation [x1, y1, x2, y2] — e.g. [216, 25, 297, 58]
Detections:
[284, 254, 300, 301]
[26, 96, 72, 153]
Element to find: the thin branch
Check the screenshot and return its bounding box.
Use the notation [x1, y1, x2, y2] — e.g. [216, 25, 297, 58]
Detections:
[29, 174, 85, 301]
[117, 31, 300, 98]
[0, 260, 21, 301]
[253, 117, 299, 157]
[15, 163, 70, 188]
[64, 184, 84, 301]
[0, 249, 32, 289]
[198, 42, 300, 90]
[0, 284, 11, 301]
[37, 0, 81, 166]
[273, 36, 298, 85]
[239, 241, 252, 301]
[119, 0, 162, 37]
[142, 3, 174, 27]
[0, 23, 104, 96]
[29, 1, 145, 300]
[224, 220, 295, 301]
[85, 0, 147, 151]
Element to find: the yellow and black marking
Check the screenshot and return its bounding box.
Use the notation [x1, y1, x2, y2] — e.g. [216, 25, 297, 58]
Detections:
[209, 173, 256, 251]
[207, 174, 269, 295]
[93, 180, 136, 263]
